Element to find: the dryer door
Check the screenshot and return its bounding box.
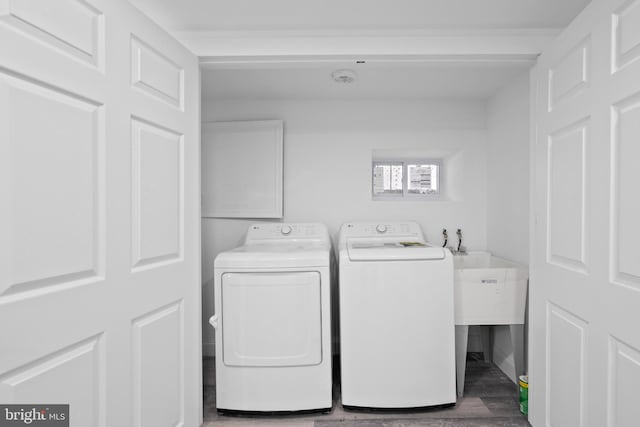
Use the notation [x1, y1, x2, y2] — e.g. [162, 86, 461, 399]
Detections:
[221, 271, 322, 367]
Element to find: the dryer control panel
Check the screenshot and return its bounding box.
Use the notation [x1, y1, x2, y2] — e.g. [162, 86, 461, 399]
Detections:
[244, 223, 330, 244]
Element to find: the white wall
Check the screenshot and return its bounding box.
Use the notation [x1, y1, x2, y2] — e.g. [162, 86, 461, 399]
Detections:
[486, 72, 530, 381]
[486, 73, 530, 265]
[201, 98, 488, 354]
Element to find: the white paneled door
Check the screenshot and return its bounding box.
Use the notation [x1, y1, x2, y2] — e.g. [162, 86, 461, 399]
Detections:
[0, 1, 201, 426]
[532, 0, 640, 426]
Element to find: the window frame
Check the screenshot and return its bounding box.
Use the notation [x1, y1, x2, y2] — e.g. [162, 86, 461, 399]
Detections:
[372, 161, 404, 199]
[371, 158, 443, 201]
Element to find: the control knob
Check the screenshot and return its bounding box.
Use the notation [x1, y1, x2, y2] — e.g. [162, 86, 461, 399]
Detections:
[375, 224, 387, 234]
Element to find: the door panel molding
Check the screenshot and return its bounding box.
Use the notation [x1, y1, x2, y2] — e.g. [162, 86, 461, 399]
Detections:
[546, 117, 590, 274]
[548, 37, 591, 112]
[131, 117, 184, 272]
[0, 0, 105, 69]
[132, 301, 184, 427]
[0, 334, 106, 427]
[610, 92, 640, 291]
[130, 35, 184, 110]
[612, 0, 640, 72]
[0, 68, 105, 298]
[607, 336, 640, 427]
[546, 303, 588, 427]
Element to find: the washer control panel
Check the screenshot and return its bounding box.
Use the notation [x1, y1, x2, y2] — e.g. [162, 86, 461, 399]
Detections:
[375, 224, 387, 234]
[343, 222, 415, 236]
[339, 222, 425, 245]
[281, 224, 293, 235]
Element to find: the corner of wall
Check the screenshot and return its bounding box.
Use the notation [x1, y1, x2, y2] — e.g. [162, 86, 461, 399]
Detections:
[486, 71, 531, 266]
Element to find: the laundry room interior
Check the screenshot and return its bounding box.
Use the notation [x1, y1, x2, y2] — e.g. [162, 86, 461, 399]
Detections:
[183, 0, 596, 416]
[6, 0, 640, 426]
[200, 58, 531, 375]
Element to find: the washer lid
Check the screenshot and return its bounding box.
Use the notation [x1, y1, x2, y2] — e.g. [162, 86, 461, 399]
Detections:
[347, 241, 445, 261]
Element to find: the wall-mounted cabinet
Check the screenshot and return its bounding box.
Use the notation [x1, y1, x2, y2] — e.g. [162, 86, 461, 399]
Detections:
[202, 120, 283, 218]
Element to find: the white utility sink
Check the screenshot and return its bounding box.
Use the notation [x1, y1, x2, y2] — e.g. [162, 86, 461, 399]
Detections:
[454, 251, 528, 325]
[453, 251, 529, 397]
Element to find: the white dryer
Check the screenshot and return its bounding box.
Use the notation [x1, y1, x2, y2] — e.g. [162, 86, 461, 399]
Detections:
[338, 222, 456, 408]
[211, 223, 333, 413]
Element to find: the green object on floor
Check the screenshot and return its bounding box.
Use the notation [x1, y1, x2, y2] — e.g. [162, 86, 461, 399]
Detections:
[519, 374, 528, 416]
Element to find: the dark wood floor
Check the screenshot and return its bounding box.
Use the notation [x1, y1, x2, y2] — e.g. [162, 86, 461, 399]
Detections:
[202, 355, 530, 427]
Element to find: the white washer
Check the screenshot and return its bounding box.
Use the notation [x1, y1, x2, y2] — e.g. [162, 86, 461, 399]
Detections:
[211, 223, 333, 413]
[338, 221, 456, 408]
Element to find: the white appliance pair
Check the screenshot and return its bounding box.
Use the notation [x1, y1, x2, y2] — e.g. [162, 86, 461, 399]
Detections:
[212, 221, 455, 412]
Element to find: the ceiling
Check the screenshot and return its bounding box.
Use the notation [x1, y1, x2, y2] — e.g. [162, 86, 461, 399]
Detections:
[129, 0, 590, 32]
[201, 61, 533, 100]
[130, 0, 590, 100]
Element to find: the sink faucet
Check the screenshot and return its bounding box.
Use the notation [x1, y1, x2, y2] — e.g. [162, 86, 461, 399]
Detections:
[456, 229, 467, 255]
[442, 228, 448, 248]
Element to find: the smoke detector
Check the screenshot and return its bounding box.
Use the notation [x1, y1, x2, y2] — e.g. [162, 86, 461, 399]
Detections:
[331, 69, 357, 84]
